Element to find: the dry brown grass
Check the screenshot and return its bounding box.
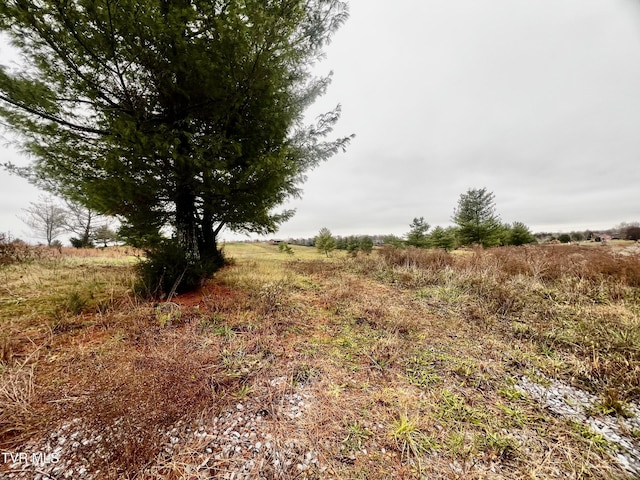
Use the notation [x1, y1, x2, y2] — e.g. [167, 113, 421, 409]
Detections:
[37, 324, 219, 474]
[378, 244, 455, 270]
[0, 241, 140, 266]
[0, 362, 37, 444]
[1, 242, 638, 478]
[0, 242, 49, 266]
[370, 244, 640, 399]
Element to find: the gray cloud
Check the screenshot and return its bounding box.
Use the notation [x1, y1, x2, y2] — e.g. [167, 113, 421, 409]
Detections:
[1, 0, 639, 243]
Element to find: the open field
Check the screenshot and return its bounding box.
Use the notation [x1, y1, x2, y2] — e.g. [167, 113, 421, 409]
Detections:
[1, 242, 640, 479]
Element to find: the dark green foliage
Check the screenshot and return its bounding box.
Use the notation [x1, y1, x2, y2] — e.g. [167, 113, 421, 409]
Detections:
[359, 236, 374, 254]
[64, 291, 88, 315]
[558, 234, 571, 244]
[406, 217, 430, 248]
[0, 0, 351, 293]
[452, 188, 502, 247]
[335, 235, 374, 255]
[346, 237, 360, 256]
[70, 237, 95, 248]
[571, 232, 585, 242]
[92, 224, 119, 247]
[626, 226, 640, 241]
[136, 240, 225, 298]
[428, 226, 457, 251]
[496, 223, 511, 246]
[507, 222, 536, 246]
[384, 235, 406, 248]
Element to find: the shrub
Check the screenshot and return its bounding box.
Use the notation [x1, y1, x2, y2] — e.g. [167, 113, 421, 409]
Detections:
[70, 237, 95, 248]
[626, 226, 640, 241]
[136, 239, 225, 298]
[383, 235, 405, 248]
[278, 242, 294, 255]
[0, 235, 43, 265]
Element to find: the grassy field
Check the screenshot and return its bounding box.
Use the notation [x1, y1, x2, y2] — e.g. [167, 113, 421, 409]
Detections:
[1, 242, 640, 479]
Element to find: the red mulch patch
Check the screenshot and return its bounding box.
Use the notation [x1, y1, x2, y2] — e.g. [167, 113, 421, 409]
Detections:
[172, 282, 238, 308]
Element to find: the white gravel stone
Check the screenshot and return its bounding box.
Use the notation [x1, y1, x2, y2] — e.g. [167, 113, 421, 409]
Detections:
[518, 374, 640, 476]
[6, 376, 324, 480]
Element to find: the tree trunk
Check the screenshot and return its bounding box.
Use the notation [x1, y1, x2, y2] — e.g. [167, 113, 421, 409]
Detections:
[175, 187, 200, 263]
[81, 213, 92, 247]
[174, 188, 224, 288]
[199, 209, 225, 272]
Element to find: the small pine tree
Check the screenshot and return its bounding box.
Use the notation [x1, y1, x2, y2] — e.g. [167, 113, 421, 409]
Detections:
[429, 226, 456, 251]
[452, 188, 502, 247]
[406, 217, 430, 248]
[278, 242, 294, 255]
[508, 222, 536, 246]
[359, 236, 374, 254]
[383, 235, 405, 248]
[315, 228, 336, 257]
[346, 236, 360, 256]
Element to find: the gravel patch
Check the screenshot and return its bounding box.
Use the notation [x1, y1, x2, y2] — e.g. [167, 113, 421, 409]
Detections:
[2, 376, 325, 479]
[517, 374, 640, 476]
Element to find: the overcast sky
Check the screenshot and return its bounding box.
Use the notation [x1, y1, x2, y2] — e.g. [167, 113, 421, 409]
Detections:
[1, 0, 640, 243]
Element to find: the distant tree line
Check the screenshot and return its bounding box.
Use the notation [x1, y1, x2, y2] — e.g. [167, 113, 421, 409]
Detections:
[269, 187, 639, 253]
[287, 234, 385, 250]
[535, 222, 640, 243]
[387, 188, 639, 250]
[397, 188, 537, 250]
[303, 188, 537, 254]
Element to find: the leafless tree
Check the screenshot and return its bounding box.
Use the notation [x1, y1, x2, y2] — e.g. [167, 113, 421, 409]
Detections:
[21, 195, 67, 246]
[64, 201, 105, 247]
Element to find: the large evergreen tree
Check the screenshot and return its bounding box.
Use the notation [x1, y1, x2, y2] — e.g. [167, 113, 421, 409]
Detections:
[0, 0, 351, 292]
[452, 187, 502, 247]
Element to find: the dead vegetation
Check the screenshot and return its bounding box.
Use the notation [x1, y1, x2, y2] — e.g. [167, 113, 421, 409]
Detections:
[1, 242, 639, 478]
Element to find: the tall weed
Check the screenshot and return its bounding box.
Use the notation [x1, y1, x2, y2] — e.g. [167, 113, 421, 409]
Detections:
[370, 244, 640, 398]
